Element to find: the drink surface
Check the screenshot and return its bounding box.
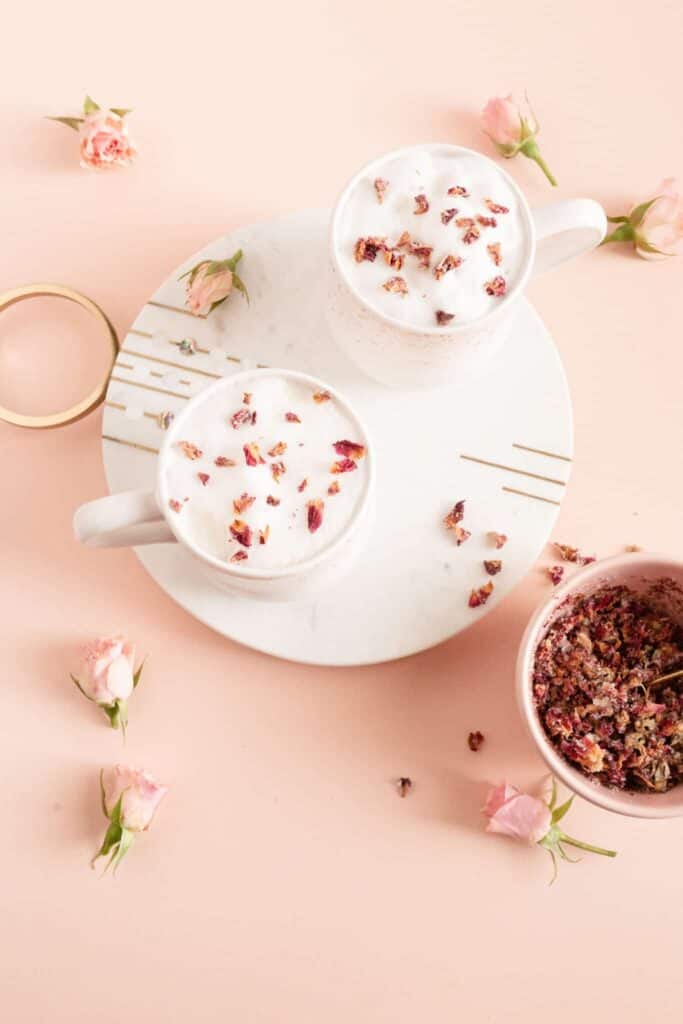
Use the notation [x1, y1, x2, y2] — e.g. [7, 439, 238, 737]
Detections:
[335, 147, 528, 329]
[163, 374, 369, 569]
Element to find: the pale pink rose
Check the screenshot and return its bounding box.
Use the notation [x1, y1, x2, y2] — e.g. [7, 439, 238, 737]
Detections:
[482, 783, 551, 844]
[102, 765, 168, 832]
[79, 110, 136, 170]
[77, 635, 135, 706]
[185, 262, 234, 317]
[482, 96, 524, 149]
[636, 178, 683, 258]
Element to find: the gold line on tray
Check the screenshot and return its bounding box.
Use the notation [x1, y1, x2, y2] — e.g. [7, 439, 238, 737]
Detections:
[460, 454, 566, 487]
[512, 442, 572, 463]
[109, 375, 190, 401]
[102, 434, 159, 455]
[122, 347, 222, 380]
[146, 299, 207, 320]
[502, 486, 561, 507]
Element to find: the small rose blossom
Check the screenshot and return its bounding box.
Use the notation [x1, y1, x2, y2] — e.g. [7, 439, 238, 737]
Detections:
[71, 635, 143, 731]
[93, 765, 168, 872]
[79, 110, 136, 169]
[481, 93, 557, 187]
[604, 179, 683, 259]
[482, 778, 617, 882]
[180, 250, 248, 317]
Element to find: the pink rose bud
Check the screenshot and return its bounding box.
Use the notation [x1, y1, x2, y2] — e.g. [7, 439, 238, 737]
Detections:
[93, 765, 168, 872]
[47, 95, 136, 170]
[180, 250, 249, 317]
[604, 178, 683, 259]
[70, 635, 144, 731]
[483, 778, 616, 882]
[481, 93, 557, 187]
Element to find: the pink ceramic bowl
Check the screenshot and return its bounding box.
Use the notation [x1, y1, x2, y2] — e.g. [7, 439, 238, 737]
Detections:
[516, 552, 683, 818]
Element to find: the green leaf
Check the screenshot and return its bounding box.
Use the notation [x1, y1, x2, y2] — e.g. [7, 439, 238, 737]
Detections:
[231, 272, 249, 303]
[629, 197, 658, 228]
[70, 673, 95, 702]
[110, 107, 132, 118]
[83, 95, 100, 115]
[133, 658, 145, 689]
[551, 795, 574, 825]
[112, 828, 135, 874]
[46, 116, 83, 132]
[91, 819, 122, 867]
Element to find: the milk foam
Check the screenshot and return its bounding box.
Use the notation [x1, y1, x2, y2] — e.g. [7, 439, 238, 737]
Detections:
[336, 147, 528, 328]
[163, 373, 369, 570]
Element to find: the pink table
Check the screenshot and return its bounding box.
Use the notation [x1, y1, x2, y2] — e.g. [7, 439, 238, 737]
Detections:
[1, 1, 682, 1019]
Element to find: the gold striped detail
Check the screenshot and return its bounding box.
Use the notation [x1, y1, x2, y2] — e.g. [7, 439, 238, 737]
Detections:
[105, 400, 172, 426]
[512, 443, 572, 463]
[146, 299, 206, 320]
[103, 434, 159, 455]
[109, 375, 190, 401]
[460, 454, 566, 487]
[503, 486, 561, 507]
[122, 347, 222, 380]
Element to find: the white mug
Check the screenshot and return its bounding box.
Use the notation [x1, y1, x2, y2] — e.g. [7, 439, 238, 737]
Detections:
[327, 143, 607, 389]
[73, 370, 375, 602]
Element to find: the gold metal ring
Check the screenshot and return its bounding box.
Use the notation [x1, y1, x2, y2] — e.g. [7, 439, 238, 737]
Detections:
[0, 283, 119, 429]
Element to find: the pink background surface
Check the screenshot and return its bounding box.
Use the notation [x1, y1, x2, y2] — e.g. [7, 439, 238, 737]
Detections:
[2, 1, 682, 1020]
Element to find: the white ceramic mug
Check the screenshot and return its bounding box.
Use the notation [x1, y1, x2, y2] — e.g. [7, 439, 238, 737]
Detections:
[327, 143, 607, 389]
[73, 369, 375, 602]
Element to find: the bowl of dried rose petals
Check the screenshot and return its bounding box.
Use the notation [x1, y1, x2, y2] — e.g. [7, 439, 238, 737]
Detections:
[517, 553, 683, 817]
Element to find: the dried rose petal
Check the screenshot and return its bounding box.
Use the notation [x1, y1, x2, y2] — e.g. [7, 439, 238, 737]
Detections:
[489, 532, 507, 549]
[383, 248, 405, 270]
[307, 498, 324, 533]
[462, 225, 481, 245]
[443, 500, 465, 530]
[414, 194, 429, 214]
[435, 310, 455, 326]
[333, 440, 366, 460]
[312, 390, 332, 403]
[270, 461, 286, 483]
[243, 392, 252, 405]
[266, 495, 281, 506]
[233, 492, 256, 515]
[487, 242, 502, 266]
[178, 337, 198, 355]
[411, 244, 433, 268]
[243, 443, 265, 466]
[441, 208, 458, 225]
[625, 544, 641, 553]
[485, 199, 509, 214]
[328, 480, 341, 496]
[268, 441, 287, 457]
[453, 525, 471, 546]
[469, 581, 494, 608]
[468, 730, 485, 752]
[455, 217, 474, 228]
[484, 560, 502, 576]
[553, 542, 595, 566]
[484, 275, 506, 297]
[259, 525, 270, 546]
[230, 408, 255, 430]
[374, 178, 389, 204]
[383, 275, 408, 295]
[214, 456, 236, 468]
[230, 550, 248, 564]
[285, 412, 301, 423]
[229, 519, 253, 547]
[158, 410, 175, 430]
[297, 478, 308, 493]
[476, 215, 497, 228]
[330, 458, 357, 474]
[547, 565, 564, 585]
[448, 185, 470, 197]
[434, 254, 463, 280]
[396, 231, 412, 249]
[197, 472, 210, 486]
[169, 499, 183, 513]
[354, 236, 386, 262]
[177, 441, 203, 460]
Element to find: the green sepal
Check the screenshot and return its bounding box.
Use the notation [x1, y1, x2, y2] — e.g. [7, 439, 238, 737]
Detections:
[606, 215, 629, 224]
[110, 107, 132, 118]
[70, 673, 95, 702]
[634, 235, 669, 257]
[547, 777, 558, 811]
[230, 272, 249, 304]
[629, 197, 658, 228]
[133, 658, 145, 689]
[551, 795, 574, 824]
[102, 700, 127, 735]
[225, 249, 243, 272]
[111, 828, 135, 873]
[46, 116, 84, 132]
[83, 95, 100, 115]
[600, 223, 635, 246]
[91, 793, 124, 867]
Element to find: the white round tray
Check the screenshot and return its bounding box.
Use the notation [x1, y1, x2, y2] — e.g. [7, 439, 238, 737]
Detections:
[102, 209, 572, 665]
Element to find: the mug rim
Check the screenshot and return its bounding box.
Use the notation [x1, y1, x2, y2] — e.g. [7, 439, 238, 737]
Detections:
[515, 551, 683, 818]
[156, 368, 375, 580]
[330, 141, 536, 337]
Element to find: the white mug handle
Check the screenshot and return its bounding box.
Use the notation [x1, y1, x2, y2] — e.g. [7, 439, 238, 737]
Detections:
[73, 490, 176, 548]
[531, 199, 606, 275]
